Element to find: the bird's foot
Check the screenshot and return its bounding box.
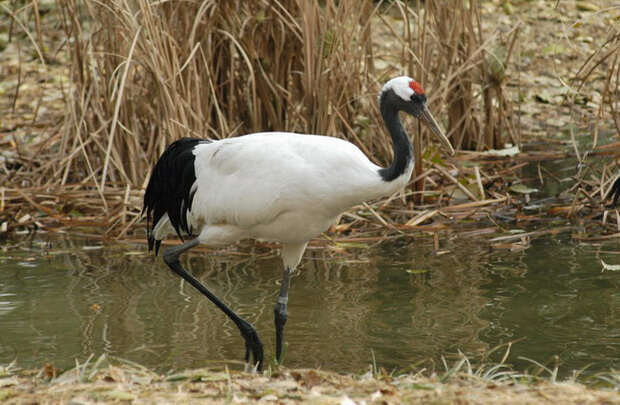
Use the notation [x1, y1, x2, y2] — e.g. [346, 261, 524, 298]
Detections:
[238, 319, 263, 372]
[243, 360, 261, 374]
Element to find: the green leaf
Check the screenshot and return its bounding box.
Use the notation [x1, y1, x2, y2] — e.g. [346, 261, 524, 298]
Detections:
[406, 269, 429, 274]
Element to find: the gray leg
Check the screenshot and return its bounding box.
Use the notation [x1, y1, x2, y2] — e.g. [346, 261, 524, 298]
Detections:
[162, 238, 264, 370]
[274, 266, 292, 363]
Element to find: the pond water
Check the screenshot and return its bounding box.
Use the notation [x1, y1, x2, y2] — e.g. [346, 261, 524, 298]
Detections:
[0, 231, 618, 378]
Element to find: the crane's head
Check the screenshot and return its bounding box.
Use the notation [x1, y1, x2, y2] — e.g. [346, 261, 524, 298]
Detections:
[381, 76, 455, 155]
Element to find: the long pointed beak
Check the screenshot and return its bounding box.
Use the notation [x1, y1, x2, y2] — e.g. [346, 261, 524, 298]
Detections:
[420, 105, 455, 156]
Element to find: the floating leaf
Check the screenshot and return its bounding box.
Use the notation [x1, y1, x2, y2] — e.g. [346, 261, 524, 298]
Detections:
[480, 145, 520, 157]
[406, 269, 429, 274]
[509, 184, 539, 194]
[82, 245, 104, 251]
[507, 229, 526, 234]
[123, 251, 144, 256]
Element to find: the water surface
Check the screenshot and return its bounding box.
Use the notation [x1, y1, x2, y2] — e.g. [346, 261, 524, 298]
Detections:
[0, 232, 618, 377]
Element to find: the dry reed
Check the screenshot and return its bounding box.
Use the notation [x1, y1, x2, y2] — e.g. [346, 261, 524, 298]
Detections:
[57, 0, 520, 176]
[0, 0, 563, 237]
[57, 0, 383, 190]
[45, 0, 520, 233]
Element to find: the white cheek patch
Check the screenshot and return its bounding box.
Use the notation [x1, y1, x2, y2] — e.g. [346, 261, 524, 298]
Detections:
[382, 76, 414, 101]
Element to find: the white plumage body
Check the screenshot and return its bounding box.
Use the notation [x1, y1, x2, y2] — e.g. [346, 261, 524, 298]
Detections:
[154, 132, 412, 268]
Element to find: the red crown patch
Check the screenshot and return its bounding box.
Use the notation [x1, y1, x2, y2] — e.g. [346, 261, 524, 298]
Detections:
[408, 80, 425, 95]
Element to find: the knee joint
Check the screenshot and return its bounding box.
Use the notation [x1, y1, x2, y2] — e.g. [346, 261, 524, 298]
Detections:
[163, 250, 179, 266]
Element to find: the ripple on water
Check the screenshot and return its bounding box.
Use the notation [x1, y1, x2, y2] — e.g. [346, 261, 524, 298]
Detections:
[0, 234, 617, 377]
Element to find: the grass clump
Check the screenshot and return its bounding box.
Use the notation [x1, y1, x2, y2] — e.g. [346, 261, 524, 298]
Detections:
[0, 354, 617, 404]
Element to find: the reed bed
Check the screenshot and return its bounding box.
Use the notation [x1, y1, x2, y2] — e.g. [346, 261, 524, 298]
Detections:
[0, 0, 619, 241]
[2, 0, 521, 236]
[1, 139, 616, 250]
[58, 0, 382, 189]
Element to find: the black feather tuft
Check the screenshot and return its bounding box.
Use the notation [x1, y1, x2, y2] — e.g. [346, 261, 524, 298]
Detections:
[143, 138, 211, 254]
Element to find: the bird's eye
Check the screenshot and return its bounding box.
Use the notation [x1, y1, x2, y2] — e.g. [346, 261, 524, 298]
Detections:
[411, 94, 426, 104]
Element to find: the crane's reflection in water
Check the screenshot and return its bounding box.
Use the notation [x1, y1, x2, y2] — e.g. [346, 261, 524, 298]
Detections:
[0, 233, 617, 378]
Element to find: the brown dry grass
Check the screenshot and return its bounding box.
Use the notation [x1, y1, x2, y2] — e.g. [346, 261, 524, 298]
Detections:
[1, 1, 619, 237]
[51, 0, 518, 221]
[574, 15, 620, 144]
[418, 0, 520, 151]
[1, 355, 618, 404]
[58, 0, 382, 190]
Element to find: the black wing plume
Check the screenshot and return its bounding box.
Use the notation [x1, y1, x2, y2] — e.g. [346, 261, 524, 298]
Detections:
[143, 138, 211, 255]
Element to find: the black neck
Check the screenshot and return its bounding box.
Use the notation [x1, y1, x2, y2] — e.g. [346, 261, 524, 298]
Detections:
[378, 95, 413, 182]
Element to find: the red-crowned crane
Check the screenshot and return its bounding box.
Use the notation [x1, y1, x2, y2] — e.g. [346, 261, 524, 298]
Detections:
[143, 76, 454, 371]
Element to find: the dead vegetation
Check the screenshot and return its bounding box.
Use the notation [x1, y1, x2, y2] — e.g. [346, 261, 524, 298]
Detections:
[0, 0, 618, 242]
[1, 3, 620, 401]
[0, 354, 618, 404]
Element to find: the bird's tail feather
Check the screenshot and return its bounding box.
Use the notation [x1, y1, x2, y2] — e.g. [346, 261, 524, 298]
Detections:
[143, 138, 210, 255]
